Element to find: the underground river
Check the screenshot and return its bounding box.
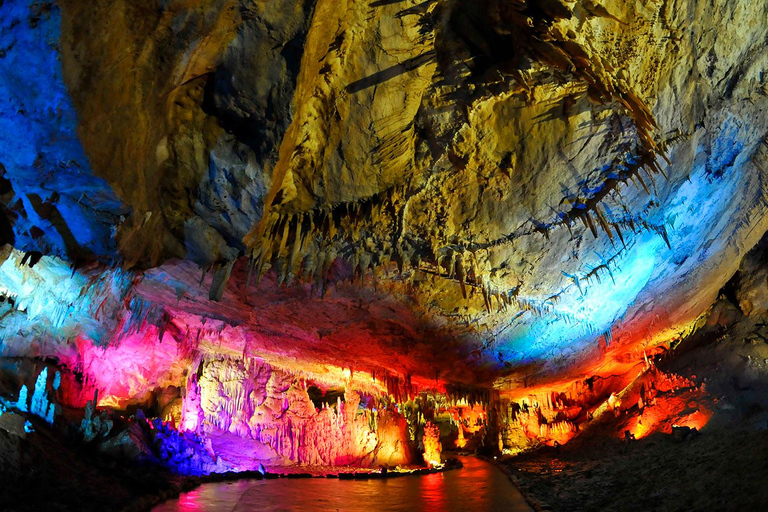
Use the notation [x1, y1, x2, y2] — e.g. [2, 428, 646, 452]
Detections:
[152, 456, 532, 511]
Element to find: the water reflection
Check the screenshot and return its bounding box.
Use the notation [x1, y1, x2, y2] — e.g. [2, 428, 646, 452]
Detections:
[153, 456, 532, 512]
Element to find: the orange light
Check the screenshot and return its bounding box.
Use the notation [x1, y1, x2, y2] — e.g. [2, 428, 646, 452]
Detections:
[455, 426, 467, 448]
[423, 421, 442, 468]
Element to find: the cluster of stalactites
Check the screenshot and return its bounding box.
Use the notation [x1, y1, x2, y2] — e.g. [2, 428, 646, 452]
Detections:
[445, 384, 491, 408]
[243, 182, 411, 293]
[384, 373, 416, 404]
[119, 292, 174, 342]
[182, 357, 415, 466]
[502, 398, 578, 448]
[498, 372, 645, 450]
[537, 419, 577, 438]
[235, 0, 668, 317]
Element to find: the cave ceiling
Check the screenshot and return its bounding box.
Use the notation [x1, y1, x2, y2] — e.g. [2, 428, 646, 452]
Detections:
[1, 0, 767, 389]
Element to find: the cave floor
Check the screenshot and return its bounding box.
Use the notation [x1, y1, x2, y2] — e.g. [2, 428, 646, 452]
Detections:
[0, 422, 190, 512]
[504, 427, 768, 512]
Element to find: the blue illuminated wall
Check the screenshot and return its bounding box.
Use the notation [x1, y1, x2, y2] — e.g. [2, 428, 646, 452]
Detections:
[0, 247, 132, 350]
[0, 0, 126, 261]
[493, 114, 760, 368]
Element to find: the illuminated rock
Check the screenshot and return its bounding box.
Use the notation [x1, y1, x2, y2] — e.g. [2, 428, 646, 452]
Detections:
[0, 0, 767, 486]
[80, 390, 113, 442]
[30, 368, 55, 424]
[188, 357, 412, 468]
[15, 385, 28, 413]
[0, 0, 763, 388]
[422, 421, 442, 468]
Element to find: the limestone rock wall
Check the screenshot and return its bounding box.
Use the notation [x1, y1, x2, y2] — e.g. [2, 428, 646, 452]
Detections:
[184, 357, 413, 467]
[242, 0, 768, 379]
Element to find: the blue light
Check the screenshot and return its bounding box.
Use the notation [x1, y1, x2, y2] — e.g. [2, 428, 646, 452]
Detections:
[495, 233, 661, 364]
[0, 0, 126, 260]
[0, 247, 132, 347]
[495, 113, 758, 367]
[30, 367, 55, 424]
[16, 384, 28, 412]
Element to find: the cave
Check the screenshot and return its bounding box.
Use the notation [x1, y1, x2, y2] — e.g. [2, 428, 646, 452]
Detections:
[1, 0, 768, 510]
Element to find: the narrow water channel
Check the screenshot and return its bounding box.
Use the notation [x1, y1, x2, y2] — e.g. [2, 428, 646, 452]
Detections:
[153, 456, 532, 511]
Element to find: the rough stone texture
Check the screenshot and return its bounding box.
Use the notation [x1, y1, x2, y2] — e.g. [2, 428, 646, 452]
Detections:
[99, 421, 155, 462]
[187, 357, 412, 468]
[735, 232, 768, 317]
[5, 2, 768, 505]
[57, 0, 243, 267]
[0, 1, 127, 260]
[1, 0, 768, 393]
[244, 0, 768, 383]
[0, 412, 28, 439]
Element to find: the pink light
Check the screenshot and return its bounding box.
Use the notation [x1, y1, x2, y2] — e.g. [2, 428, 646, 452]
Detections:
[75, 325, 187, 409]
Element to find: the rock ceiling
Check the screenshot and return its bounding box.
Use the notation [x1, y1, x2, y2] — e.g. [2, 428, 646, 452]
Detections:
[1, 0, 767, 389]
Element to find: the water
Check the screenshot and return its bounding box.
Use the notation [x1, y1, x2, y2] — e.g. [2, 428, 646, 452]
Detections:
[153, 456, 532, 512]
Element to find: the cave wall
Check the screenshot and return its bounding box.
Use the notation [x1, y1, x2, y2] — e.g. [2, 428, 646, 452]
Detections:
[1, 0, 767, 383]
[0, 1, 127, 260]
[1, 0, 768, 467]
[233, 0, 768, 385]
[181, 357, 412, 468]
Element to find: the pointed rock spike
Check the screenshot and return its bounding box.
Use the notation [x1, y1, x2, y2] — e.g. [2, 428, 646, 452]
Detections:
[585, 212, 599, 238]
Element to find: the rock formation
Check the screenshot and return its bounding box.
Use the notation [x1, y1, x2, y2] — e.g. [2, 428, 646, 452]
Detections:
[1, 0, 768, 507]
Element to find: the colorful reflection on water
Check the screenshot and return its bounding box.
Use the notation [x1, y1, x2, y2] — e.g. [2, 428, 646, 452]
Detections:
[153, 456, 531, 512]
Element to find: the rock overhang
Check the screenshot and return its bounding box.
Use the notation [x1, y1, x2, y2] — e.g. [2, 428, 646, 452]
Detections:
[0, 0, 766, 392]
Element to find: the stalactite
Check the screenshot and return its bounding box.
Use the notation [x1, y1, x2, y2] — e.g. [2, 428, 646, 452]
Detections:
[585, 211, 599, 238]
[612, 222, 626, 246]
[456, 254, 467, 299]
[594, 206, 614, 243]
[634, 169, 651, 194]
[188, 358, 411, 466]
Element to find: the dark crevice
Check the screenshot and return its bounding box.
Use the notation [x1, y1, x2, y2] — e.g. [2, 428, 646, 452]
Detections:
[202, 0, 317, 163]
